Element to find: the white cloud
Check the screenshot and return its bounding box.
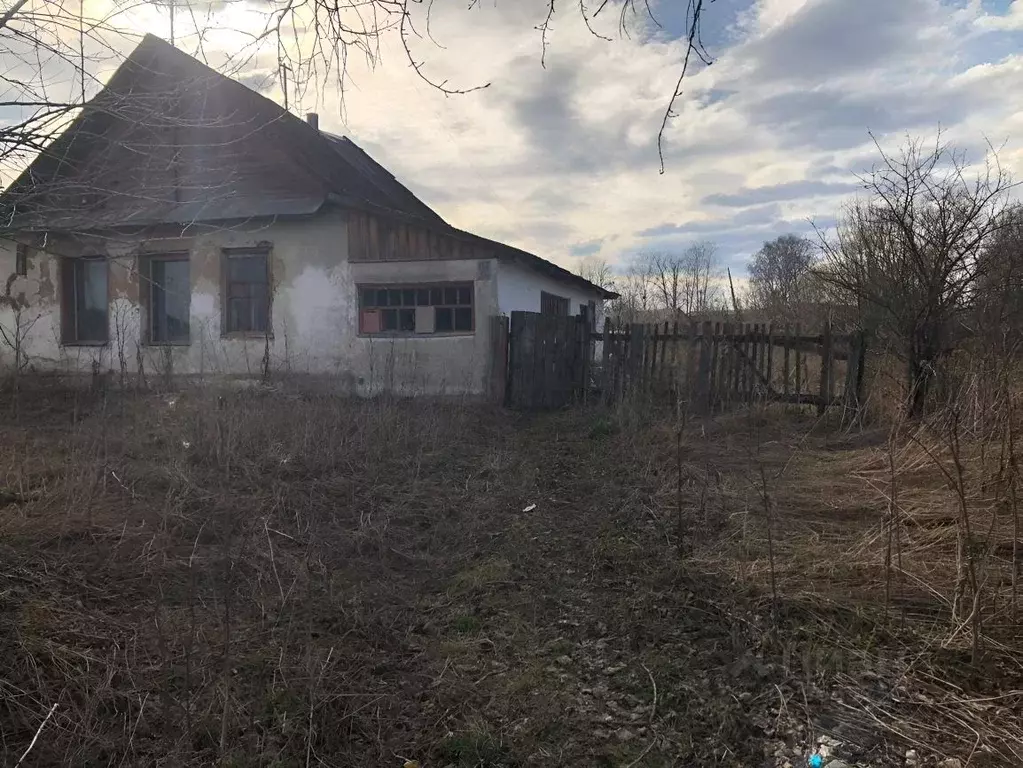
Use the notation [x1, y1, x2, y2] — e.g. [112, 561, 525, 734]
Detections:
[977, 0, 1023, 30]
[5, 0, 1023, 275]
[306, 0, 1023, 270]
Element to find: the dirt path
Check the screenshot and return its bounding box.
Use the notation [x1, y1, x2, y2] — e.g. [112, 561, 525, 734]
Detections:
[405, 411, 834, 767]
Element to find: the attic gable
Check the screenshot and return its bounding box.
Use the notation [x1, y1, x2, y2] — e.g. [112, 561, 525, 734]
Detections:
[2, 35, 444, 232]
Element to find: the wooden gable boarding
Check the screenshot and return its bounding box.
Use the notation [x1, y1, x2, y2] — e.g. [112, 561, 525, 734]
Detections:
[348, 211, 494, 263]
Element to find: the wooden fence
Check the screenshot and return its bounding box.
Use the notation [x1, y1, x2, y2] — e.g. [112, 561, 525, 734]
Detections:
[490, 312, 867, 413]
[497, 312, 591, 410]
[599, 319, 866, 413]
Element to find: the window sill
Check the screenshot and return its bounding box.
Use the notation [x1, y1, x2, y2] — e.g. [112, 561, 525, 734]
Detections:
[359, 332, 476, 339]
[221, 332, 274, 341]
[61, 341, 109, 347]
[145, 341, 192, 347]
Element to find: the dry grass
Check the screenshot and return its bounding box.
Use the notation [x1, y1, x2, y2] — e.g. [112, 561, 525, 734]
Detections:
[0, 385, 1019, 766]
[677, 405, 1023, 766]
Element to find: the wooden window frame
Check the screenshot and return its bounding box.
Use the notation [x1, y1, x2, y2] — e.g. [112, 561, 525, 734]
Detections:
[358, 281, 475, 337]
[142, 253, 191, 346]
[540, 290, 570, 316]
[60, 256, 109, 346]
[221, 247, 272, 338]
[15, 244, 27, 277]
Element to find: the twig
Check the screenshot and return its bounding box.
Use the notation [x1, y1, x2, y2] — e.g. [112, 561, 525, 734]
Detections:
[657, 0, 712, 173]
[624, 736, 657, 768]
[118, 694, 148, 767]
[16, 702, 58, 767]
[264, 517, 285, 602]
[641, 662, 657, 724]
[306, 647, 334, 768]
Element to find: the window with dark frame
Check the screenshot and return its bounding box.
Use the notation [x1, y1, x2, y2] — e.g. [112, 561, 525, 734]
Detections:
[223, 249, 270, 335]
[359, 283, 474, 335]
[15, 244, 27, 277]
[60, 257, 108, 344]
[540, 290, 570, 316]
[145, 255, 190, 344]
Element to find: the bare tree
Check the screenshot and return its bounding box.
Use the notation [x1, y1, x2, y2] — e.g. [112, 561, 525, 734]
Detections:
[0, 270, 41, 386]
[816, 134, 1016, 418]
[606, 254, 654, 323]
[0, 2, 130, 187]
[578, 257, 616, 292]
[642, 242, 719, 319]
[747, 234, 819, 321]
[975, 205, 1023, 339]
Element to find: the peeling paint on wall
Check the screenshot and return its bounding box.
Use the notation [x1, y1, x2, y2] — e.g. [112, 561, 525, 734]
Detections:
[0, 209, 603, 395]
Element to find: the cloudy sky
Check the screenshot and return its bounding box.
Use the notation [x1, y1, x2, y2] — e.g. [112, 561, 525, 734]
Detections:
[15, 0, 1023, 276]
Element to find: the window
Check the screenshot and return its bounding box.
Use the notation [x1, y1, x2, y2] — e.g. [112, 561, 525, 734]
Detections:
[223, 249, 270, 334]
[145, 255, 190, 344]
[541, 291, 569, 316]
[60, 257, 108, 344]
[15, 244, 27, 277]
[579, 300, 596, 329]
[359, 283, 474, 335]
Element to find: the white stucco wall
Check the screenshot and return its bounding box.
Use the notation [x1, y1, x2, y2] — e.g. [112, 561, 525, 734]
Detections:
[0, 209, 501, 395]
[496, 260, 606, 327]
[0, 211, 604, 395]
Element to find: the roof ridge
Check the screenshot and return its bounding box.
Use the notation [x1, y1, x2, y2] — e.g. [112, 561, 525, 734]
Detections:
[1, 36, 614, 300]
[3, 34, 448, 226]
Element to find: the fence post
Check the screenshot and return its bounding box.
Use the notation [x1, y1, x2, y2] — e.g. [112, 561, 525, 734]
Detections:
[628, 323, 645, 396]
[687, 320, 699, 407]
[794, 322, 802, 403]
[669, 320, 679, 395]
[782, 324, 791, 398]
[662, 319, 671, 392]
[855, 329, 868, 406]
[738, 322, 747, 402]
[843, 329, 868, 410]
[647, 322, 658, 393]
[578, 314, 590, 404]
[508, 311, 531, 409]
[697, 320, 712, 413]
[748, 323, 758, 401]
[488, 315, 510, 405]
[709, 321, 721, 409]
[818, 319, 833, 415]
[601, 318, 612, 404]
[721, 323, 731, 401]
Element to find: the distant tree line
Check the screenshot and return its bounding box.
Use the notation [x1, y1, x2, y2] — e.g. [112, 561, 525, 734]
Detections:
[580, 132, 1023, 419]
[579, 242, 728, 324]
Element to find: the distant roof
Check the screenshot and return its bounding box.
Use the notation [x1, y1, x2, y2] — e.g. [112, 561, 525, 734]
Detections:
[0, 34, 615, 299]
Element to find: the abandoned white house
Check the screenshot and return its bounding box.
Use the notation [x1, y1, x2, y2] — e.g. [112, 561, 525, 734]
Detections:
[0, 34, 613, 395]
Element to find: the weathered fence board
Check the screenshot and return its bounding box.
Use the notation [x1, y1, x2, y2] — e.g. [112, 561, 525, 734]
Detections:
[594, 318, 865, 413]
[507, 311, 589, 409]
[500, 311, 867, 413]
[489, 315, 509, 404]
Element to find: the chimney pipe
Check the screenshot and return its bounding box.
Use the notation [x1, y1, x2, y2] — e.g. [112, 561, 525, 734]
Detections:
[306, 112, 319, 131]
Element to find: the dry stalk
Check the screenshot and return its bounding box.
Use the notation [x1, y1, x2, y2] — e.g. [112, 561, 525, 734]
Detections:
[15, 702, 57, 767]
